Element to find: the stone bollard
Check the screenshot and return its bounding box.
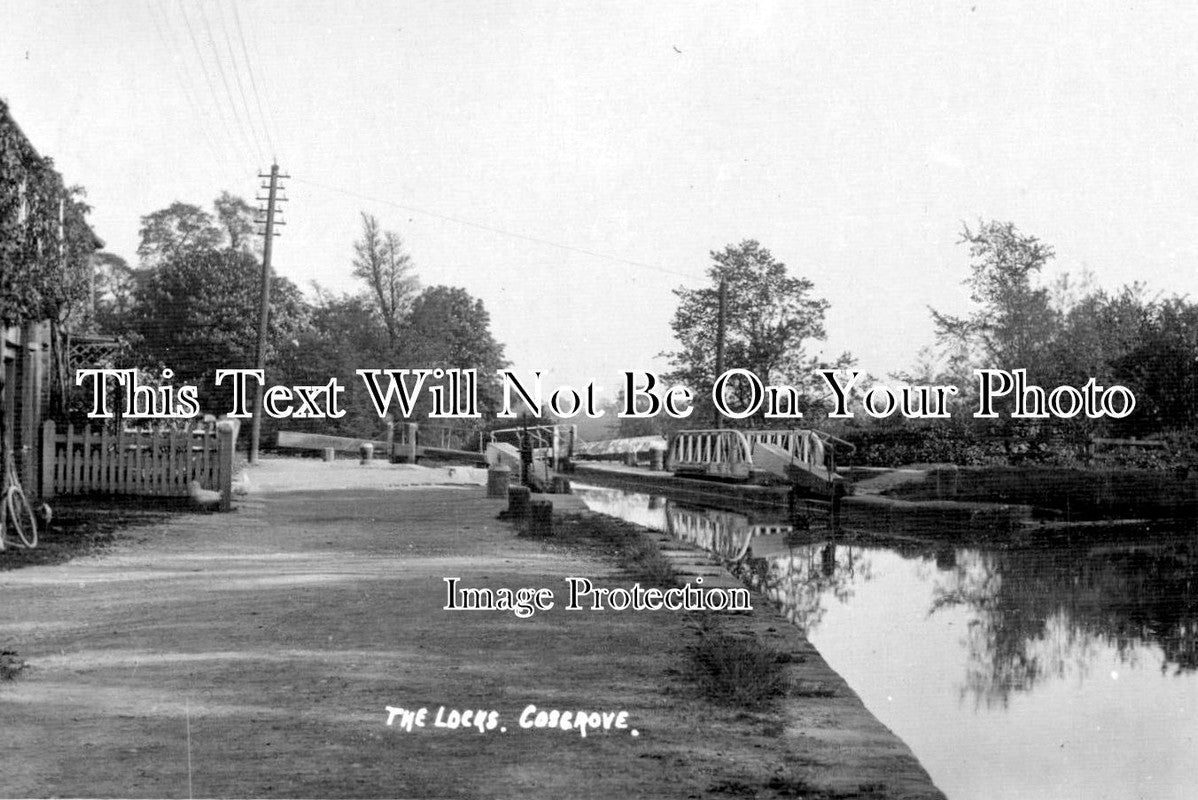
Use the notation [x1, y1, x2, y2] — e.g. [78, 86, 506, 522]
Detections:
[359, 442, 374, 465]
[403, 423, 418, 463]
[322, 447, 336, 463]
[624, 450, 638, 467]
[487, 465, 512, 498]
[527, 499, 554, 537]
[506, 485, 531, 518]
[649, 448, 665, 471]
[550, 475, 572, 494]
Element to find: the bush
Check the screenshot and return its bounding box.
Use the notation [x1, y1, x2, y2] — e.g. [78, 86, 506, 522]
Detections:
[840, 421, 1198, 470]
[840, 423, 1006, 467]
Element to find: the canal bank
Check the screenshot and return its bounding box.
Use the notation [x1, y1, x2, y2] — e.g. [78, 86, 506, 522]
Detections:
[575, 481, 1198, 800]
[0, 458, 943, 799]
[562, 511, 947, 800]
[573, 461, 1035, 533]
[573, 460, 795, 509]
[574, 459, 1197, 534]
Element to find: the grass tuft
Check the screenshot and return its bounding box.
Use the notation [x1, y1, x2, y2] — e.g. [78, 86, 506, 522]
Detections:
[687, 622, 789, 710]
[617, 535, 676, 587]
[0, 651, 27, 681]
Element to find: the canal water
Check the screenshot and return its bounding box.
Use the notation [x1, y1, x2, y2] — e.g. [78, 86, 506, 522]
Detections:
[573, 483, 1198, 800]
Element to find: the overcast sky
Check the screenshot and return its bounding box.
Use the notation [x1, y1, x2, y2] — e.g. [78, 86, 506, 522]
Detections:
[4, 1, 1197, 396]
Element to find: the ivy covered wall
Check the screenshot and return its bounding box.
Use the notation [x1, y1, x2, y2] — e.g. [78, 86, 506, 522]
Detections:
[0, 100, 97, 330]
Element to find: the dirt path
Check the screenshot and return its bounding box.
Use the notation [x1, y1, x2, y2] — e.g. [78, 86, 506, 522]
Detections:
[0, 460, 942, 799]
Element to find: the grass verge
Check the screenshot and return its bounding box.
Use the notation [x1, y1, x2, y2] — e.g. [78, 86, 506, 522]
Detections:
[552, 512, 793, 710]
[0, 495, 172, 571]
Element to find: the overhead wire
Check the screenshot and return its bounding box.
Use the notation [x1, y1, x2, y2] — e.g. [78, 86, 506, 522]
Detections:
[290, 176, 698, 280]
[213, 0, 268, 167]
[176, 0, 243, 166]
[144, 1, 232, 173]
[195, 0, 263, 163]
[151, 8, 689, 281]
[228, 0, 279, 161]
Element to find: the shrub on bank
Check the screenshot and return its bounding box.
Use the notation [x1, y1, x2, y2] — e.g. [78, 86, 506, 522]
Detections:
[838, 423, 1007, 467]
[835, 421, 1198, 471]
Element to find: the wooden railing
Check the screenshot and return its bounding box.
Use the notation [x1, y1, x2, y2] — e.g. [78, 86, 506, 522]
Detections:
[41, 420, 235, 510]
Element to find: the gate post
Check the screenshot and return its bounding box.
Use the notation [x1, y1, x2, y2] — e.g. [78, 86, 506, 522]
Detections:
[217, 421, 235, 512]
[41, 420, 56, 500]
[393, 423, 418, 463]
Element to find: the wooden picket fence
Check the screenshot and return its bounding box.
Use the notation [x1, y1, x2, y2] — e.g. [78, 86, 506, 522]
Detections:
[40, 420, 235, 510]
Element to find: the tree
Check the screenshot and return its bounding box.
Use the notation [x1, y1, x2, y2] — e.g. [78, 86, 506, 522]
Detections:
[136, 202, 224, 267]
[136, 193, 261, 268]
[400, 285, 508, 417]
[93, 251, 139, 333]
[352, 213, 418, 349]
[130, 248, 308, 412]
[664, 240, 847, 422]
[213, 191, 259, 254]
[922, 221, 1198, 450]
[279, 288, 393, 436]
[1044, 283, 1151, 392]
[402, 286, 505, 367]
[1108, 296, 1198, 434]
[930, 221, 1059, 374]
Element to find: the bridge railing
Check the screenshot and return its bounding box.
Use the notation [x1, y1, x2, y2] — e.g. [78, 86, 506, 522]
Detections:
[667, 429, 754, 480]
[666, 504, 755, 560]
[744, 429, 856, 469]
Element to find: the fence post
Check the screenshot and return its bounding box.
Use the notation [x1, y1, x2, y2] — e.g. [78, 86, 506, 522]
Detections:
[217, 421, 235, 512]
[40, 420, 55, 500]
[386, 421, 395, 461]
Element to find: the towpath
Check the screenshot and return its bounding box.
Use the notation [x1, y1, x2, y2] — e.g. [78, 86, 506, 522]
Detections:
[0, 458, 942, 799]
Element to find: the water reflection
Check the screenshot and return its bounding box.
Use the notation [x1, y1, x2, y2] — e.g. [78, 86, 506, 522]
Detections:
[932, 541, 1198, 708]
[574, 483, 1198, 800]
[656, 495, 877, 631]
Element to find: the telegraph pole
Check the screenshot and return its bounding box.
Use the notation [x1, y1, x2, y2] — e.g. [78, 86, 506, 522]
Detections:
[250, 163, 288, 464]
